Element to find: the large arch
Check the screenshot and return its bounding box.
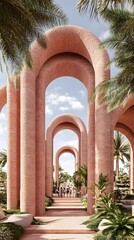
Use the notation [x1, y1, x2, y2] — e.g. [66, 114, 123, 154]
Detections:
[55, 146, 79, 187]
[46, 114, 87, 197]
[5, 25, 113, 216]
[0, 82, 20, 210]
[111, 98, 134, 194]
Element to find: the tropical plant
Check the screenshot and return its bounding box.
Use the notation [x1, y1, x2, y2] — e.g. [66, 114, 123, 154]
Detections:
[0, 222, 24, 240]
[77, 0, 133, 18]
[0, 150, 7, 168]
[98, 211, 134, 240]
[83, 213, 104, 231]
[90, 7, 134, 111]
[90, 173, 109, 198]
[45, 196, 54, 208]
[74, 165, 87, 188]
[59, 172, 72, 185]
[0, 0, 67, 73]
[114, 131, 130, 178]
[116, 171, 130, 196]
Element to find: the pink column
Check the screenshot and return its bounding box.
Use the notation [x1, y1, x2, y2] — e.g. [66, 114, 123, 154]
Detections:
[20, 69, 36, 216]
[95, 58, 112, 188]
[45, 134, 53, 197]
[95, 107, 111, 187]
[55, 156, 59, 187]
[35, 83, 45, 215]
[87, 100, 95, 214]
[7, 81, 20, 209]
[130, 146, 134, 193]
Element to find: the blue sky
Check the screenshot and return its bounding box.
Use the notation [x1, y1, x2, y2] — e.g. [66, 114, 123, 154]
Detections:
[0, 1, 118, 176]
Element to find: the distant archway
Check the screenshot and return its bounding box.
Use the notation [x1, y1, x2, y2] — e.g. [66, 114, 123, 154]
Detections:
[55, 146, 79, 187]
[46, 114, 87, 196]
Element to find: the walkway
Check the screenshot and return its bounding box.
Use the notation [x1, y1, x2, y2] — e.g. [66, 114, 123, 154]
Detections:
[21, 198, 95, 240]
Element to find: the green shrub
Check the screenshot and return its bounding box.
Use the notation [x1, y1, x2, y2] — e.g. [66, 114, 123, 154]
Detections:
[83, 214, 104, 231]
[4, 209, 26, 214]
[0, 222, 24, 240]
[0, 192, 7, 204]
[31, 217, 44, 225]
[45, 196, 54, 207]
[99, 212, 134, 240]
[94, 232, 107, 240]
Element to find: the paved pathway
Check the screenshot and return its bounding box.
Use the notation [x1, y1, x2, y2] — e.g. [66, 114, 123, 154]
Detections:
[21, 198, 95, 240]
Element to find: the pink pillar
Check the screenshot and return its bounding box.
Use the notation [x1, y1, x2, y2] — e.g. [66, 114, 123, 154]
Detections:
[87, 101, 95, 214]
[95, 107, 111, 187]
[45, 135, 53, 197]
[35, 85, 45, 215]
[7, 81, 20, 209]
[20, 69, 36, 216]
[130, 146, 134, 193]
[55, 156, 59, 187]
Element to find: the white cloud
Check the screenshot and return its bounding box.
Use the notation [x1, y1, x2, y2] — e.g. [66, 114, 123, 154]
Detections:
[46, 92, 84, 112]
[79, 90, 86, 97]
[59, 106, 69, 111]
[70, 101, 84, 110]
[99, 30, 110, 41]
[45, 105, 53, 115]
[0, 124, 6, 134]
[0, 112, 6, 121]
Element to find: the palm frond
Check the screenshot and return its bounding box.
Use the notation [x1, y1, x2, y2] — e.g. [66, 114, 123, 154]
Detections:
[0, 0, 67, 74]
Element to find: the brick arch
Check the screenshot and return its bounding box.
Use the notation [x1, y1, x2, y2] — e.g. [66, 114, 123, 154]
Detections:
[6, 25, 112, 216]
[55, 146, 79, 187]
[115, 123, 134, 192]
[46, 114, 87, 197]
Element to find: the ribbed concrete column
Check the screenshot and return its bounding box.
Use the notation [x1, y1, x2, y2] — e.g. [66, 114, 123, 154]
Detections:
[20, 69, 36, 216]
[130, 147, 134, 193]
[55, 156, 59, 187]
[36, 84, 45, 215]
[7, 81, 20, 209]
[95, 107, 111, 186]
[87, 101, 95, 214]
[45, 137, 53, 197]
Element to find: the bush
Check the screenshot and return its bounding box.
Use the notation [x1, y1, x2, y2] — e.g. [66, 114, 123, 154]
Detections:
[4, 209, 26, 214]
[45, 196, 54, 207]
[83, 214, 104, 231]
[94, 232, 107, 240]
[31, 217, 44, 225]
[0, 222, 24, 240]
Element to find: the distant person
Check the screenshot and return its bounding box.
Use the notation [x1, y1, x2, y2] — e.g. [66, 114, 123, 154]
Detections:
[63, 187, 66, 197]
[69, 188, 72, 197]
[60, 187, 63, 197]
[66, 187, 69, 197]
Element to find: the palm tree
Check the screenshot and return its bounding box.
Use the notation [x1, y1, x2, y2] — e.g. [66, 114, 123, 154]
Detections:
[91, 8, 134, 111]
[74, 165, 87, 188]
[77, 0, 133, 18]
[114, 131, 130, 178]
[0, 0, 67, 72]
[0, 150, 7, 168]
[77, 1, 134, 111]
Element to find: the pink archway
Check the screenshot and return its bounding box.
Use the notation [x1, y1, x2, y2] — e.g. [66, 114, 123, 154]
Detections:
[55, 146, 79, 187]
[0, 25, 122, 216]
[46, 114, 87, 197]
